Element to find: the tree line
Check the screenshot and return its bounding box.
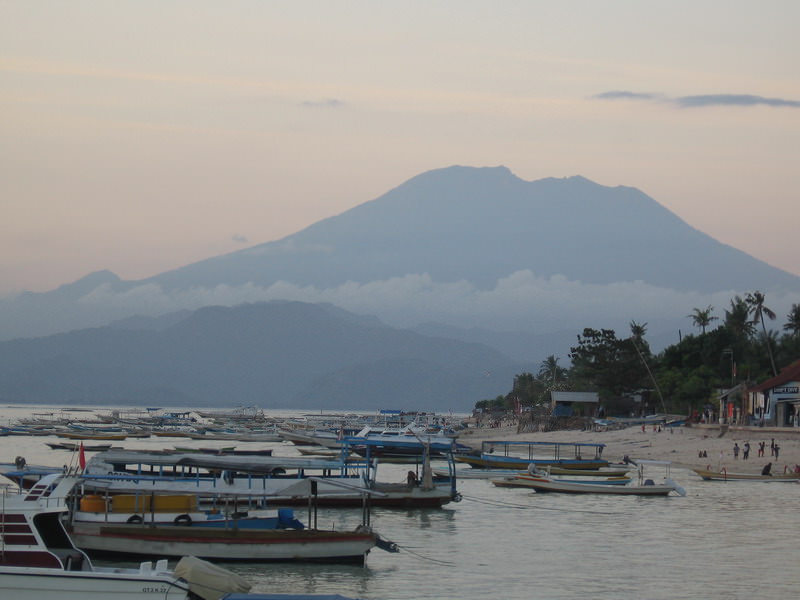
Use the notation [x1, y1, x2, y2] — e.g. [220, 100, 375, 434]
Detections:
[475, 292, 800, 416]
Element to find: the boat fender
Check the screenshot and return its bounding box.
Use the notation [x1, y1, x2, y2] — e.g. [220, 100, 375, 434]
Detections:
[174, 514, 192, 526]
[375, 534, 400, 553]
[127, 514, 143, 524]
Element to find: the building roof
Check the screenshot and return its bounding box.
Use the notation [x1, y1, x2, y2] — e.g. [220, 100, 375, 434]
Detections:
[749, 359, 800, 393]
[551, 391, 599, 404]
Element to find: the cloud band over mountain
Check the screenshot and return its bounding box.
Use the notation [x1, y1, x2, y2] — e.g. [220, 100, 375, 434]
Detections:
[594, 90, 800, 108]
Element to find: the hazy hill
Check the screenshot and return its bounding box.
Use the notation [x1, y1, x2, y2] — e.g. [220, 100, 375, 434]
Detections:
[0, 301, 523, 411]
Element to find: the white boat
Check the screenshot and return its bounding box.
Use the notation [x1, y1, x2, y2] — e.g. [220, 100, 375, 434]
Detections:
[502, 460, 686, 496]
[491, 473, 633, 488]
[0, 475, 250, 600]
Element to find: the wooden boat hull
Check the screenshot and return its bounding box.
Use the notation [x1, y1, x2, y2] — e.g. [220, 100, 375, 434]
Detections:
[692, 468, 800, 482]
[455, 455, 608, 470]
[68, 522, 377, 563]
[508, 476, 676, 495]
[491, 475, 632, 488]
[57, 433, 128, 441]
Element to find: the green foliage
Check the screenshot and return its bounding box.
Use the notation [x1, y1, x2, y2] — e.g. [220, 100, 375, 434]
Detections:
[568, 328, 648, 400]
[475, 291, 800, 416]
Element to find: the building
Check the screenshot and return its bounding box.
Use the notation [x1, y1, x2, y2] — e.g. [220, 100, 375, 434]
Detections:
[550, 391, 600, 417]
[746, 359, 800, 427]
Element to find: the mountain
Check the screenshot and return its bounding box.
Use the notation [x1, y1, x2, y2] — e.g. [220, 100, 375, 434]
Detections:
[146, 167, 799, 292]
[0, 301, 524, 411]
[2, 165, 799, 361]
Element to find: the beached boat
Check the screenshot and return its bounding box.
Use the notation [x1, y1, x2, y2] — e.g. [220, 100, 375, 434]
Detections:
[56, 432, 128, 441]
[455, 440, 609, 470]
[0, 474, 251, 600]
[46, 442, 114, 452]
[691, 467, 800, 482]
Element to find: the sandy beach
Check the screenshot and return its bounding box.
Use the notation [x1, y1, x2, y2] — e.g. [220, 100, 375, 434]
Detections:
[459, 422, 800, 475]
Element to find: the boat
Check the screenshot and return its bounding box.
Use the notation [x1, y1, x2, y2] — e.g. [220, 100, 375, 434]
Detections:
[491, 473, 633, 488]
[72, 491, 305, 530]
[0, 474, 252, 600]
[80, 446, 460, 508]
[56, 432, 128, 441]
[67, 521, 381, 564]
[46, 442, 114, 452]
[691, 467, 800, 482]
[0, 458, 65, 489]
[344, 425, 470, 462]
[455, 440, 609, 470]
[433, 466, 632, 479]
[502, 460, 685, 496]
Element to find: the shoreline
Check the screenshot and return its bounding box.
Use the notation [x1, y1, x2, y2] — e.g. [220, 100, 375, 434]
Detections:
[458, 423, 800, 474]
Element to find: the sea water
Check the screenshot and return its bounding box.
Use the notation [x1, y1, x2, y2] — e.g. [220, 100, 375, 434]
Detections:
[1, 405, 797, 600]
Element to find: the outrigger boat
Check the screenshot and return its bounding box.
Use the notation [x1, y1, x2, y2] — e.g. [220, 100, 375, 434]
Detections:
[455, 440, 609, 470]
[491, 472, 633, 488]
[691, 467, 800, 482]
[433, 466, 632, 479]
[503, 460, 685, 496]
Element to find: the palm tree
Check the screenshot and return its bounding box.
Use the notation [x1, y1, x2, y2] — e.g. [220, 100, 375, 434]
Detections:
[629, 320, 648, 342]
[538, 355, 566, 386]
[745, 291, 778, 376]
[688, 305, 717, 335]
[784, 303, 800, 338]
[725, 295, 756, 339]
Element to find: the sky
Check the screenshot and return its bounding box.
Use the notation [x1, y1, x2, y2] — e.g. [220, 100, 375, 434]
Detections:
[2, 1, 799, 298]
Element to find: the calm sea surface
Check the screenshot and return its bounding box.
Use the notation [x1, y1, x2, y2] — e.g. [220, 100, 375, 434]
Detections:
[2, 405, 798, 600]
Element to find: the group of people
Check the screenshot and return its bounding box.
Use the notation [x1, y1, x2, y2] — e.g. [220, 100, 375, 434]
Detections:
[732, 439, 780, 460]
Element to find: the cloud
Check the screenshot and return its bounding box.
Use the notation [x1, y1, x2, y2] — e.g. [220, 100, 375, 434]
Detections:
[75, 270, 800, 350]
[592, 90, 663, 102]
[593, 90, 800, 109]
[300, 98, 345, 108]
[674, 94, 800, 108]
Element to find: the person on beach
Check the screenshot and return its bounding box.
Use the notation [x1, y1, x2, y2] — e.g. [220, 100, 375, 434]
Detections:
[774, 443, 780, 459]
[743, 441, 750, 460]
[771, 438, 776, 456]
[758, 441, 766, 457]
[733, 443, 740, 459]
[761, 462, 772, 476]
